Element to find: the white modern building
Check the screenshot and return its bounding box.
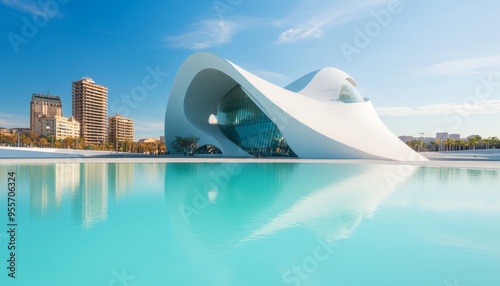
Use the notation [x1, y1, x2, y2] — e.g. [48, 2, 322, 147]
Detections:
[35, 115, 80, 140]
[165, 53, 427, 161]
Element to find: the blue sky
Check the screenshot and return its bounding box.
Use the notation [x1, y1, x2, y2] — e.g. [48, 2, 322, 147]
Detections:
[1, 0, 499, 139]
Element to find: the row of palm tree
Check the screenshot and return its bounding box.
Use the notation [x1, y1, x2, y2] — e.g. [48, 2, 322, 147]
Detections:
[0, 132, 167, 154]
[406, 135, 500, 152]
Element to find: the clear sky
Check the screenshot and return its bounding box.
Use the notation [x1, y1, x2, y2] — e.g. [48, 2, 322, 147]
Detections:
[1, 0, 499, 140]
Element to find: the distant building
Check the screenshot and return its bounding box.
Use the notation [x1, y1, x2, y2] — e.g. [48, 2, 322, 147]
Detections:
[108, 113, 134, 147]
[0, 127, 10, 135]
[436, 132, 448, 139]
[398, 136, 415, 143]
[159, 136, 165, 144]
[449, 133, 461, 140]
[422, 137, 436, 144]
[138, 138, 159, 144]
[10, 128, 30, 134]
[72, 77, 108, 144]
[35, 115, 80, 140]
[30, 93, 62, 132]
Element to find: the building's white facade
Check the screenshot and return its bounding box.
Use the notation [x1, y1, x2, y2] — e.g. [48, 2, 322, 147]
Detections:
[165, 52, 427, 161]
[35, 115, 80, 140]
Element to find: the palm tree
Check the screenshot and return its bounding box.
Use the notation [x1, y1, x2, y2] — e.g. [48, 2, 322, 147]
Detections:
[483, 137, 491, 149]
[473, 135, 481, 150]
[467, 135, 481, 150]
[420, 141, 427, 152]
[458, 139, 466, 151]
[428, 141, 436, 152]
[450, 138, 457, 151]
[491, 137, 500, 149]
[407, 140, 420, 151]
[435, 138, 442, 151]
[443, 138, 452, 151]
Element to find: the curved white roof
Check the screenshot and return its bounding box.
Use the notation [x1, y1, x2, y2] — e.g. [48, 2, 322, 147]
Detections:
[285, 67, 358, 102]
[164, 52, 427, 161]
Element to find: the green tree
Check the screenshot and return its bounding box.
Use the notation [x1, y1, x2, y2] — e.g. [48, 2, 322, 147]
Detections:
[39, 137, 49, 148]
[75, 137, 85, 150]
[483, 137, 491, 149]
[446, 138, 452, 151]
[457, 139, 466, 151]
[170, 135, 200, 155]
[62, 137, 76, 149]
[53, 140, 62, 148]
[20, 133, 32, 147]
[491, 137, 500, 149]
[467, 135, 481, 150]
[28, 131, 38, 145]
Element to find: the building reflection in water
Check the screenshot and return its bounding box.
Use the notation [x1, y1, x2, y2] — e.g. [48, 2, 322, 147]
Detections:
[108, 163, 134, 201]
[23, 162, 140, 229]
[28, 163, 80, 218]
[72, 163, 108, 229]
[29, 164, 57, 218]
[163, 163, 419, 255]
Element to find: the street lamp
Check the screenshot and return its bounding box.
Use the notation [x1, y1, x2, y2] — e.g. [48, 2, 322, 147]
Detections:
[419, 132, 425, 152]
[46, 125, 53, 148]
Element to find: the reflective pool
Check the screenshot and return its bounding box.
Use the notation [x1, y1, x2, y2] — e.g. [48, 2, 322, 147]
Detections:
[0, 163, 499, 285]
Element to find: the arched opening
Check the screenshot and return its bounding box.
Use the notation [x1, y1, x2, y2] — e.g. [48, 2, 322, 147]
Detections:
[193, 144, 223, 155]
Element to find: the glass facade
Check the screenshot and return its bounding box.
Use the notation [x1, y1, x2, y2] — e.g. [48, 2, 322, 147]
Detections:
[216, 85, 297, 157]
[193, 144, 222, 155]
[338, 80, 365, 103]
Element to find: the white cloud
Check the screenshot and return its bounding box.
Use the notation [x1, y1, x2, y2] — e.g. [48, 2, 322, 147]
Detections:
[273, 0, 395, 44]
[376, 100, 500, 116]
[0, 113, 27, 128]
[274, 19, 329, 44]
[165, 19, 239, 50]
[134, 120, 164, 139]
[415, 55, 500, 76]
[1, 0, 55, 16]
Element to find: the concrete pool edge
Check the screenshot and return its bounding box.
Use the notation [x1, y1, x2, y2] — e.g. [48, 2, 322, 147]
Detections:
[1, 146, 499, 170]
[0, 156, 499, 170]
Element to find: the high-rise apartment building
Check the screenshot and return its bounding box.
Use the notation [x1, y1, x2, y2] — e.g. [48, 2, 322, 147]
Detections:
[72, 77, 108, 145]
[108, 113, 134, 148]
[30, 93, 62, 132]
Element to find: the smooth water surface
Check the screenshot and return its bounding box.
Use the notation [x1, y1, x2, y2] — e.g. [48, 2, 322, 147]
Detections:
[0, 162, 499, 285]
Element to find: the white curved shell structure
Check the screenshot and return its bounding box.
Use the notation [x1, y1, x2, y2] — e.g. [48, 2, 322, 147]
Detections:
[165, 52, 427, 161]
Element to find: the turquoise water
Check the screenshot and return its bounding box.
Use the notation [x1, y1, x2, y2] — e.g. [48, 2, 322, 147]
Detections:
[0, 162, 499, 285]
